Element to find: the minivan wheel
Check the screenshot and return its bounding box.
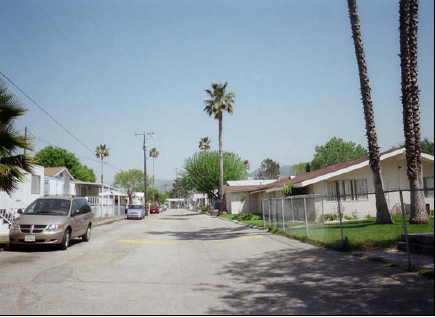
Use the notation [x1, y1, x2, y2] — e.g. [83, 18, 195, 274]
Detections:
[59, 230, 71, 250]
[82, 225, 91, 242]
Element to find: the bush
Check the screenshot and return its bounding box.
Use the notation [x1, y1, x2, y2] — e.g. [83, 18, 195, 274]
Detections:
[325, 213, 339, 221]
[201, 206, 208, 212]
[235, 213, 262, 221]
[344, 214, 353, 221]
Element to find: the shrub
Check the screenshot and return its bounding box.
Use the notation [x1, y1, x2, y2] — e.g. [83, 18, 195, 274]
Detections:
[235, 213, 262, 221]
[324, 213, 339, 221]
[344, 214, 353, 221]
[201, 206, 208, 212]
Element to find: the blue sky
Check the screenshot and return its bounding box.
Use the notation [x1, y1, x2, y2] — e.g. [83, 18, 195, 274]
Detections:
[1, 0, 434, 184]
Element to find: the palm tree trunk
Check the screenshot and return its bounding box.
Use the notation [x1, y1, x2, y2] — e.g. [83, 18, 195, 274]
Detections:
[347, 0, 392, 224]
[400, 0, 428, 224]
[101, 157, 104, 184]
[218, 113, 224, 212]
[153, 158, 156, 202]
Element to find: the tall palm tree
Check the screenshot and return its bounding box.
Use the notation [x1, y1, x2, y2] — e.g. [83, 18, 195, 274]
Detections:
[400, 0, 427, 224]
[149, 148, 160, 200]
[199, 137, 211, 152]
[95, 144, 109, 184]
[346, 0, 393, 224]
[204, 82, 235, 212]
[0, 79, 33, 195]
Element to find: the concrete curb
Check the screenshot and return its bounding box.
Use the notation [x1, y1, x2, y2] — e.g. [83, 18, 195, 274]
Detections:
[215, 215, 267, 231]
[94, 217, 125, 227]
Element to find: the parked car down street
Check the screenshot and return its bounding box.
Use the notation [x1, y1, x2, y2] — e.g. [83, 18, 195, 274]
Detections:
[126, 205, 145, 220]
[150, 205, 161, 214]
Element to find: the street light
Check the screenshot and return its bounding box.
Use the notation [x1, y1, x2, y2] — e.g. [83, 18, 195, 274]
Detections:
[135, 132, 155, 217]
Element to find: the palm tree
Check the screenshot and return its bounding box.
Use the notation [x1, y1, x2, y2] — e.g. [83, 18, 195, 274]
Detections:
[149, 148, 160, 200]
[346, 0, 393, 224]
[95, 144, 109, 184]
[400, 0, 427, 224]
[204, 82, 235, 212]
[199, 137, 211, 152]
[0, 79, 33, 195]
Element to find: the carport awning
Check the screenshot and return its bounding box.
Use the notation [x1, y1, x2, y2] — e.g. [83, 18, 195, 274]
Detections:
[99, 190, 128, 197]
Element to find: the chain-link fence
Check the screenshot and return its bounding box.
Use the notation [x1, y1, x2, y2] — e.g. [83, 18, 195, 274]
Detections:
[262, 189, 434, 271]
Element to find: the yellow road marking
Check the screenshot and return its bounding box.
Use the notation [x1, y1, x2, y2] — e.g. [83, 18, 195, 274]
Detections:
[115, 235, 264, 245]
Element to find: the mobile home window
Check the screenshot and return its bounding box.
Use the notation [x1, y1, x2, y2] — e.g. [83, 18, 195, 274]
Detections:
[31, 175, 41, 194]
[326, 179, 368, 201]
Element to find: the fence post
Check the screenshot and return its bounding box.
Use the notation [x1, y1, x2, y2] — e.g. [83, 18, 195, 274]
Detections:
[321, 194, 325, 223]
[291, 196, 295, 224]
[262, 199, 266, 229]
[268, 199, 272, 229]
[304, 197, 309, 237]
[399, 190, 412, 271]
[336, 184, 345, 249]
[281, 199, 286, 231]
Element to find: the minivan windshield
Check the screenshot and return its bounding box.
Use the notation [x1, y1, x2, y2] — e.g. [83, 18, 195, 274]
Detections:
[129, 205, 143, 210]
[24, 199, 71, 216]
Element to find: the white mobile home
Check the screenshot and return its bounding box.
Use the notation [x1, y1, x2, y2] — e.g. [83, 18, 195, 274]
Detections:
[225, 148, 434, 218]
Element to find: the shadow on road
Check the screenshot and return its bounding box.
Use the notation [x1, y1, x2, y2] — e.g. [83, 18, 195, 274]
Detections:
[197, 248, 434, 315]
[148, 226, 267, 241]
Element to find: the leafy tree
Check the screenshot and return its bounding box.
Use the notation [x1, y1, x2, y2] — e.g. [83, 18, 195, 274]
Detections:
[292, 162, 311, 176]
[204, 82, 235, 211]
[71, 164, 96, 183]
[199, 137, 211, 152]
[311, 138, 368, 170]
[184, 151, 246, 200]
[256, 158, 280, 180]
[399, 0, 427, 224]
[347, 0, 392, 224]
[95, 144, 109, 184]
[421, 138, 434, 155]
[169, 175, 193, 199]
[0, 80, 33, 195]
[113, 169, 144, 205]
[243, 160, 250, 175]
[35, 146, 96, 182]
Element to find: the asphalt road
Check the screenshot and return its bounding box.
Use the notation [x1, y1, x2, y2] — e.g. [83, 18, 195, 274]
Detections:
[0, 209, 433, 315]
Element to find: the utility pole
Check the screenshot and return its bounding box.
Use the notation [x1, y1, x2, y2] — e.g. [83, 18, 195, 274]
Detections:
[135, 132, 155, 216]
[23, 127, 27, 156]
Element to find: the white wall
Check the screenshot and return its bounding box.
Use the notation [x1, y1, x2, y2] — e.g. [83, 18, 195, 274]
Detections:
[0, 165, 44, 212]
[311, 154, 434, 218]
[44, 177, 76, 196]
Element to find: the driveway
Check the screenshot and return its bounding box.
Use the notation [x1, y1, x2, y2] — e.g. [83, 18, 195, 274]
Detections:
[0, 209, 433, 315]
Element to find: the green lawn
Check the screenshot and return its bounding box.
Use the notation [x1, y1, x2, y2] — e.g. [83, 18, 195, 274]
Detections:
[220, 214, 434, 251]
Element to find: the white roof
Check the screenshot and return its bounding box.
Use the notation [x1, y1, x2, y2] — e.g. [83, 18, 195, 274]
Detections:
[227, 180, 277, 186]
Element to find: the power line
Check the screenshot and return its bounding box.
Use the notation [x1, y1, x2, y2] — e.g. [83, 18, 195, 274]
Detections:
[0, 70, 96, 156]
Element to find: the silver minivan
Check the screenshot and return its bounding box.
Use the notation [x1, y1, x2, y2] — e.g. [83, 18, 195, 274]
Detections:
[9, 196, 93, 250]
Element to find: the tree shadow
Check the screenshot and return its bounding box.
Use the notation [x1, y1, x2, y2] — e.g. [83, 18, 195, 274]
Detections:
[147, 226, 267, 241]
[198, 248, 434, 315]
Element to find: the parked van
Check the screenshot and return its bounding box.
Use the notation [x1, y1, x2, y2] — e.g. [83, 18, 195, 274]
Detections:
[9, 196, 93, 250]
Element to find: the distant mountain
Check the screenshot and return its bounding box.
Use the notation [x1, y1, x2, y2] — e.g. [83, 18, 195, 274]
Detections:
[153, 179, 174, 192]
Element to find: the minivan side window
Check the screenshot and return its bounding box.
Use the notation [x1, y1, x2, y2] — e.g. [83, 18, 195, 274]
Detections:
[78, 199, 92, 214]
[71, 201, 80, 215]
